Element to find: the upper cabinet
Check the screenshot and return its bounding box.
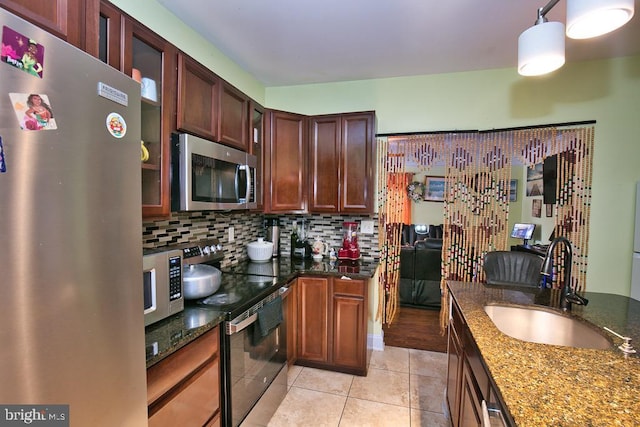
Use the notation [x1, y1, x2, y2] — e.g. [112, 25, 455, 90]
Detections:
[94, 1, 123, 71]
[176, 55, 249, 152]
[250, 101, 265, 210]
[0, 0, 85, 48]
[309, 112, 376, 214]
[264, 110, 307, 213]
[176, 52, 220, 142]
[218, 82, 249, 151]
[123, 20, 177, 219]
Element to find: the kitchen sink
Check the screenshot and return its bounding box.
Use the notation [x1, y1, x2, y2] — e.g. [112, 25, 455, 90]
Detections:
[484, 304, 612, 349]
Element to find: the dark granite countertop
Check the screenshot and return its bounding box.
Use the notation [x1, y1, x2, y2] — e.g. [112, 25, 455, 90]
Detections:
[145, 257, 379, 368]
[448, 281, 640, 427]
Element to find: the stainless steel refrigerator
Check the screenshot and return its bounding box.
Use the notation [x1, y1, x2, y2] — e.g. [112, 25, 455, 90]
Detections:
[0, 8, 148, 426]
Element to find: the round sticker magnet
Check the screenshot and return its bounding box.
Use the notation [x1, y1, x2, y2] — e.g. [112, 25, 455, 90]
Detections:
[106, 112, 126, 138]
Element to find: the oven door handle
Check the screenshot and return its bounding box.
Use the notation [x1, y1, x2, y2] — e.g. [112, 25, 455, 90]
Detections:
[227, 313, 258, 335]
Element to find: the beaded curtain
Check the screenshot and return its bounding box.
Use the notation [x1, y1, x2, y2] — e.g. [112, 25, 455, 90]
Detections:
[378, 127, 594, 327]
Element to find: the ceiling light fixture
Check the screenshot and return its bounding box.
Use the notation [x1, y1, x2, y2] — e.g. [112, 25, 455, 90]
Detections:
[518, 0, 635, 77]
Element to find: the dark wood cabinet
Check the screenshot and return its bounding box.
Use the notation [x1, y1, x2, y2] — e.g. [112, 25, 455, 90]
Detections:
[340, 112, 376, 212]
[297, 276, 329, 363]
[297, 275, 368, 375]
[264, 110, 308, 213]
[176, 52, 220, 142]
[123, 20, 176, 219]
[147, 327, 221, 427]
[446, 304, 463, 427]
[309, 115, 340, 212]
[309, 112, 376, 213]
[283, 280, 298, 366]
[218, 82, 249, 151]
[447, 296, 511, 427]
[0, 0, 85, 48]
[94, 0, 123, 71]
[175, 55, 249, 152]
[250, 101, 265, 210]
[331, 278, 367, 373]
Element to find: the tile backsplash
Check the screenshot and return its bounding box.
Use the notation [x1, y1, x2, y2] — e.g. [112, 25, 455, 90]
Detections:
[143, 211, 379, 267]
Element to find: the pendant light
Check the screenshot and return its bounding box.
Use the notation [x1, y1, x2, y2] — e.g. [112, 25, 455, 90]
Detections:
[517, 0, 635, 76]
[518, 20, 565, 76]
[566, 0, 635, 39]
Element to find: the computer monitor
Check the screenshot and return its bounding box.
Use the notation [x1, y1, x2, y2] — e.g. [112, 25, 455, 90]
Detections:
[511, 223, 536, 245]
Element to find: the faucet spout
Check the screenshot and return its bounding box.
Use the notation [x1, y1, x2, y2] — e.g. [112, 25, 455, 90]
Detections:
[541, 236, 589, 311]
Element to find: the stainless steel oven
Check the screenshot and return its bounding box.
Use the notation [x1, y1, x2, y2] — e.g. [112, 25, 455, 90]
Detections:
[221, 289, 288, 427]
[185, 243, 288, 427]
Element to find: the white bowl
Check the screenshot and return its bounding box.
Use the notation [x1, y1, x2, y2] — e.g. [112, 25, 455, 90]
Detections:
[247, 238, 273, 262]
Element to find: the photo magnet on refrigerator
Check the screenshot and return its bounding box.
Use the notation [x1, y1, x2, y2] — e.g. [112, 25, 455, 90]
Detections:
[1, 26, 45, 78]
[9, 93, 57, 131]
[0, 136, 6, 173]
[106, 112, 127, 138]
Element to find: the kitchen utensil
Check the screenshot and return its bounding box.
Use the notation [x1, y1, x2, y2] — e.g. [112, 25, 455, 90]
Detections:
[141, 77, 157, 102]
[265, 217, 280, 257]
[183, 264, 221, 299]
[338, 221, 360, 259]
[247, 237, 274, 262]
[131, 68, 142, 83]
[312, 237, 329, 257]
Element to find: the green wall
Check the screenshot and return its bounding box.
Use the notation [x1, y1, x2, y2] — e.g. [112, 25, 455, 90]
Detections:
[266, 58, 640, 296]
[110, 0, 265, 104]
[114, 0, 640, 296]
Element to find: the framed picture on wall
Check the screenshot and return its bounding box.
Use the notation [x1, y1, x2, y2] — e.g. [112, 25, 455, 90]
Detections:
[546, 204, 553, 217]
[526, 163, 543, 197]
[509, 179, 518, 202]
[532, 199, 542, 218]
[424, 176, 446, 202]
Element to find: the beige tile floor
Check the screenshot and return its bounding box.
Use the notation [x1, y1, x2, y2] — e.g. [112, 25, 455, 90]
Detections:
[267, 346, 451, 427]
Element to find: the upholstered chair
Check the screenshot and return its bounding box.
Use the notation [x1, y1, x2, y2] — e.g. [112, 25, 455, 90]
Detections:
[483, 251, 544, 287]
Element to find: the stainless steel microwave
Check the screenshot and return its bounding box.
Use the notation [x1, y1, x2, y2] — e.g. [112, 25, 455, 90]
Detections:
[143, 249, 184, 326]
[171, 133, 258, 211]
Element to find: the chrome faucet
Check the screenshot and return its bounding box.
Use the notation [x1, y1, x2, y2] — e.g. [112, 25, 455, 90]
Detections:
[541, 236, 589, 311]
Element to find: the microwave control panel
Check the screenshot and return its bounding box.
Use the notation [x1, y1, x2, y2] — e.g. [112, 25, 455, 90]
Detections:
[168, 255, 182, 301]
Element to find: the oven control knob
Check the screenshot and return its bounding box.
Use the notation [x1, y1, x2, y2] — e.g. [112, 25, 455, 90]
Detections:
[202, 246, 211, 255]
[216, 244, 223, 251]
[207, 245, 216, 254]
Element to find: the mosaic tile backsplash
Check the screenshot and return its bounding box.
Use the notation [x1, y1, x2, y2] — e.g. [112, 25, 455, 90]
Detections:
[143, 211, 379, 268]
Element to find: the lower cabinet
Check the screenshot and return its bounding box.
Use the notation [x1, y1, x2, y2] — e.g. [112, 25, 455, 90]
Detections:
[147, 326, 221, 427]
[296, 275, 368, 375]
[283, 279, 298, 366]
[447, 297, 510, 427]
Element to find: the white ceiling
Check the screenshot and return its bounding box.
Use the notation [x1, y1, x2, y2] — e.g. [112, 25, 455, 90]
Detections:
[157, 0, 640, 87]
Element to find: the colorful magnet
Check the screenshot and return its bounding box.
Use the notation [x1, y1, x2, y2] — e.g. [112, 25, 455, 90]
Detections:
[1, 26, 45, 78]
[9, 93, 57, 131]
[106, 112, 126, 138]
[0, 136, 6, 173]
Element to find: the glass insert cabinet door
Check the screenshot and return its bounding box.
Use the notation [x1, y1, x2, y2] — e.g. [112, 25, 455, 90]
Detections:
[133, 36, 162, 208]
[96, 3, 175, 218]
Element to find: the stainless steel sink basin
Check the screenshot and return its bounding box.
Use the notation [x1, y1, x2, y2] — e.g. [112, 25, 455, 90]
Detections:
[484, 304, 612, 349]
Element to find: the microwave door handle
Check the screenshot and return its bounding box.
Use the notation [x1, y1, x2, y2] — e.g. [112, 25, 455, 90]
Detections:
[245, 165, 252, 202]
[235, 164, 251, 203]
[234, 165, 241, 201]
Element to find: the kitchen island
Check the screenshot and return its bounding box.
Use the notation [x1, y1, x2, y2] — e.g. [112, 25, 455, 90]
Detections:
[448, 281, 640, 426]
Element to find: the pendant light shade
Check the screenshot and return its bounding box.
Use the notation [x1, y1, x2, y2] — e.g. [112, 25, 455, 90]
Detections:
[566, 0, 635, 39]
[518, 21, 566, 76]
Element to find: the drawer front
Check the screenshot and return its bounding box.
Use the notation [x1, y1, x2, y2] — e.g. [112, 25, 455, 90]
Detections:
[333, 278, 365, 297]
[147, 326, 219, 405]
[149, 358, 220, 427]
